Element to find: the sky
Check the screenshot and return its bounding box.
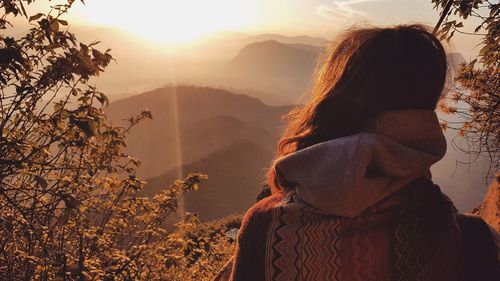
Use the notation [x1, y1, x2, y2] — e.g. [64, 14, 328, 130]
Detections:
[16, 0, 484, 95]
[23, 0, 482, 57]
[71, 0, 441, 36]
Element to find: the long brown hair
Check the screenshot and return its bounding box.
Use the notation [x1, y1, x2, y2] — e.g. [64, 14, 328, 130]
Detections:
[269, 24, 448, 192]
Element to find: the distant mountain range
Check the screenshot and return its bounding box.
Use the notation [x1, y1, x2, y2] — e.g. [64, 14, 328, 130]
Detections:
[105, 86, 288, 179]
[84, 30, 330, 100]
[95, 27, 467, 107]
[105, 85, 292, 221]
[244, 33, 329, 47]
[222, 40, 324, 102]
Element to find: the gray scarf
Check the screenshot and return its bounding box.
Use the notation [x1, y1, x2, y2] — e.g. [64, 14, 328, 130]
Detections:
[274, 110, 447, 217]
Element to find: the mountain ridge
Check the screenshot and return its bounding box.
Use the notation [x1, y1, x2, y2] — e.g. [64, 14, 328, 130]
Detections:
[105, 85, 286, 179]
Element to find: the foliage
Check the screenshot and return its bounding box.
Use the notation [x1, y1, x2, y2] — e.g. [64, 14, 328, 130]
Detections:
[159, 214, 241, 281]
[0, 1, 235, 280]
[432, 0, 499, 169]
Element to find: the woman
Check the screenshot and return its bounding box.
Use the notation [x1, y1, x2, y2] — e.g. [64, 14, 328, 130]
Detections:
[217, 24, 499, 281]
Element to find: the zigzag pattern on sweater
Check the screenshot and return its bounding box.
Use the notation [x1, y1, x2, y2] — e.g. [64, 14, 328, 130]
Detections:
[266, 193, 341, 281]
[226, 182, 472, 281]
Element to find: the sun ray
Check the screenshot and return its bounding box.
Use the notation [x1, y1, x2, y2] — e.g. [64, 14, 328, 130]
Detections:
[164, 48, 186, 216]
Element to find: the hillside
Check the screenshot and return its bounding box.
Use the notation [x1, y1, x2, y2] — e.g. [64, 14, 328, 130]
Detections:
[105, 85, 287, 179]
[144, 140, 272, 221]
[474, 175, 500, 232]
[218, 87, 295, 106]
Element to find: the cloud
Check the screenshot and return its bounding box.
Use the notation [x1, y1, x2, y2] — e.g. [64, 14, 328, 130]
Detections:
[317, 0, 380, 20]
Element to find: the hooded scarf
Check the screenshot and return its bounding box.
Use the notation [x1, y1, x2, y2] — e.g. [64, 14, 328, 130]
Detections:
[274, 109, 447, 217]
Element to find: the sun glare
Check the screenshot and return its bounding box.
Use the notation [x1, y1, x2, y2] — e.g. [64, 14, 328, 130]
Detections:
[72, 0, 257, 44]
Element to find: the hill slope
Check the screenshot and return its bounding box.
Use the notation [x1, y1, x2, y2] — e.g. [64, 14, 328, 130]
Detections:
[144, 140, 272, 221]
[474, 176, 500, 232]
[105, 85, 287, 179]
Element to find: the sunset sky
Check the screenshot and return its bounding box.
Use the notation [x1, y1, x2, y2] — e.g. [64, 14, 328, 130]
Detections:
[66, 0, 439, 40]
[15, 0, 484, 96]
[25, 0, 481, 55]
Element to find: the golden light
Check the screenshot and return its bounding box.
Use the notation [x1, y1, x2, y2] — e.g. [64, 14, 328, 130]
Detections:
[72, 0, 258, 44]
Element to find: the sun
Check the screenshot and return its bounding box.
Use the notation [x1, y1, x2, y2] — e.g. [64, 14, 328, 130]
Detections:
[72, 0, 257, 44]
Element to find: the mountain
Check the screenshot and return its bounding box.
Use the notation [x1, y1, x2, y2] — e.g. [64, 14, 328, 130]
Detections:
[228, 40, 321, 78]
[105, 85, 288, 179]
[245, 34, 329, 47]
[225, 40, 323, 100]
[217, 87, 295, 106]
[193, 32, 329, 61]
[144, 140, 273, 221]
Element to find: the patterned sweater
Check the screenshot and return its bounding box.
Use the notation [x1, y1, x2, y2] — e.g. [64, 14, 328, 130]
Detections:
[215, 110, 499, 281]
[220, 180, 499, 281]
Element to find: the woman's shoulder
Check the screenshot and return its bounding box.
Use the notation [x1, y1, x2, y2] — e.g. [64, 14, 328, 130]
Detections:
[247, 192, 287, 214]
[227, 192, 289, 281]
[239, 192, 288, 236]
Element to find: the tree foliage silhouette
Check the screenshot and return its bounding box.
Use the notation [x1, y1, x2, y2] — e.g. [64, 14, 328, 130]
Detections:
[432, 0, 499, 169]
[0, 1, 233, 280]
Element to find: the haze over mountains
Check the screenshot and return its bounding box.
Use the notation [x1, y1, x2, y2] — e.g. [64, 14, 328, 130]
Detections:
[105, 86, 289, 221]
[98, 29, 468, 106]
[99, 30, 489, 221]
[83, 30, 329, 104]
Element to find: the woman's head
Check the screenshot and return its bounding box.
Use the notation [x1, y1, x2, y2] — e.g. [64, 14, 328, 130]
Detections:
[269, 24, 448, 191]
